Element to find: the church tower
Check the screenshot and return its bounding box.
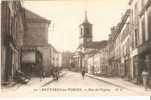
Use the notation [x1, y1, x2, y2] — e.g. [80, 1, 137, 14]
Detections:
[79, 11, 93, 47]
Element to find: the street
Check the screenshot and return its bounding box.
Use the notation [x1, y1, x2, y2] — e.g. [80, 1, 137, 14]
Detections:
[1, 70, 145, 96]
[39, 70, 142, 96]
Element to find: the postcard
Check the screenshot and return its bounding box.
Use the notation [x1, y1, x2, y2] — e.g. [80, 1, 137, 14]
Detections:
[0, 0, 151, 96]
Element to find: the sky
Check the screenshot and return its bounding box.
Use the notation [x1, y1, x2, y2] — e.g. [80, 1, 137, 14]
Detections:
[24, 0, 129, 52]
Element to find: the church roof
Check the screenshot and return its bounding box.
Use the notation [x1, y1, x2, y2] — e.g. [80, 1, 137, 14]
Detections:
[78, 40, 108, 50]
[85, 40, 108, 49]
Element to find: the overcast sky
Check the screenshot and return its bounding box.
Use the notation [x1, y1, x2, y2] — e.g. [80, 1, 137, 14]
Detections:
[24, 0, 129, 52]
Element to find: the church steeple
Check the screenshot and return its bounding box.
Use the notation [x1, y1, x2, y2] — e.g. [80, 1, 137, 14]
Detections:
[84, 10, 88, 22]
[79, 10, 93, 47]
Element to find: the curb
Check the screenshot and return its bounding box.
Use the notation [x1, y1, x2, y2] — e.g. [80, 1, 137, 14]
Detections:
[86, 74, 151, 95]
[86, 74, 127, 89]
[40, 72, 66, 87]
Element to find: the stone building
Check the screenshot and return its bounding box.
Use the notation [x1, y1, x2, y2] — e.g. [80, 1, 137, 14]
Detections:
[1, 1, 25, 84]
[50, 44, 62, 68]
[128, 0, 151, 84]
[108, 9, 131, 78]
[21, 9, 51, 76]
[120, 10, 131, 79]
[62, 51, 73, 68]
[1, 0, 54, 83]
[87, 52, 95, 74]
[108, 29, 116, 76]
[99, 46, 109, 75]
[108, 0, 151, 86]
[57, 52, 62, 68]
[86, 44, 109, 75]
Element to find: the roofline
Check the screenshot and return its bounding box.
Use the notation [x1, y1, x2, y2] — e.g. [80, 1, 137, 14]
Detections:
[48, 43, 59, 53]
[26, 18, 51, 24]
[112, 9, 130, 41]
[24, 8, 51, 23]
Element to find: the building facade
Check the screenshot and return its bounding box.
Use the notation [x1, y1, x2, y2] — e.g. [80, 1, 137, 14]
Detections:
[50, 45, 62, 68]
[21, 9, 51, 76]
[108, 9, 131, 78]
[62, 51, 73, 68]
[108, 0, 151, 86]
[1, 1, 25, 84]
[86, 45, 109, 75]
[128, 0, 151, 84]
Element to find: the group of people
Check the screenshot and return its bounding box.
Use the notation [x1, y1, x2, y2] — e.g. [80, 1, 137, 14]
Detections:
[39, 67, 60, 81]
[50, 68, 60, 80]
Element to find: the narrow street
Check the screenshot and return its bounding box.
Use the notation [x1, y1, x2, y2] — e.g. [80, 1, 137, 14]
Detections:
[39, 70, 142, 96]
[1, 70, 145, 96]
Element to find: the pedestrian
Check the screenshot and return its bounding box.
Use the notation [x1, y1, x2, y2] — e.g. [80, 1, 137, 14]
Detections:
[142, 69, 149, 91]
[50, 68, 55, 80]
[40, 70, 43, 81]
[39, 65, 44, 81]
[81, 70, 86, 79]
[55, 68, 59, 80]
[42, 71, 46, 79]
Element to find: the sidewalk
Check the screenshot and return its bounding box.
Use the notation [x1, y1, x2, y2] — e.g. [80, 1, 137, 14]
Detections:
[86, 73, 151, 95]
[1, 71, 66, 94]
[1, 77, 53, 92]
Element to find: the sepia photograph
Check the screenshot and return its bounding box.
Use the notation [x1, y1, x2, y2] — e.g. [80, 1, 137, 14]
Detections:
[0, 0, 151, 96]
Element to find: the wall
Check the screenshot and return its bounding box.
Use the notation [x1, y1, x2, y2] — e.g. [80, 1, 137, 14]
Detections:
[1, 1, 24, 84]
[21, 9, 51, 76]
[87, 56, 94, 74]
[24, 22, 49, 46]
[37, 46, 51, 75]
[62, 52, 73, 67]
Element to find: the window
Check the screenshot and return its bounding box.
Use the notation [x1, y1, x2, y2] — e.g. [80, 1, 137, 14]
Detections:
[134, 3, 138, 17]
[86, 28, 89, 35]
[135, 29, 138, 46]
[141, 16, 145, 43]
[80, 27, 83, 36]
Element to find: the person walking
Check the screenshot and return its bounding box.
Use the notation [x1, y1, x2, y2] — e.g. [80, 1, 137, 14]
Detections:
[50, 68, 55, 80]
[39, 63, 45, 81]
[142, 69, 149, 91]
[40, 66, 44, 81]
[81, 70, 86, 79]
